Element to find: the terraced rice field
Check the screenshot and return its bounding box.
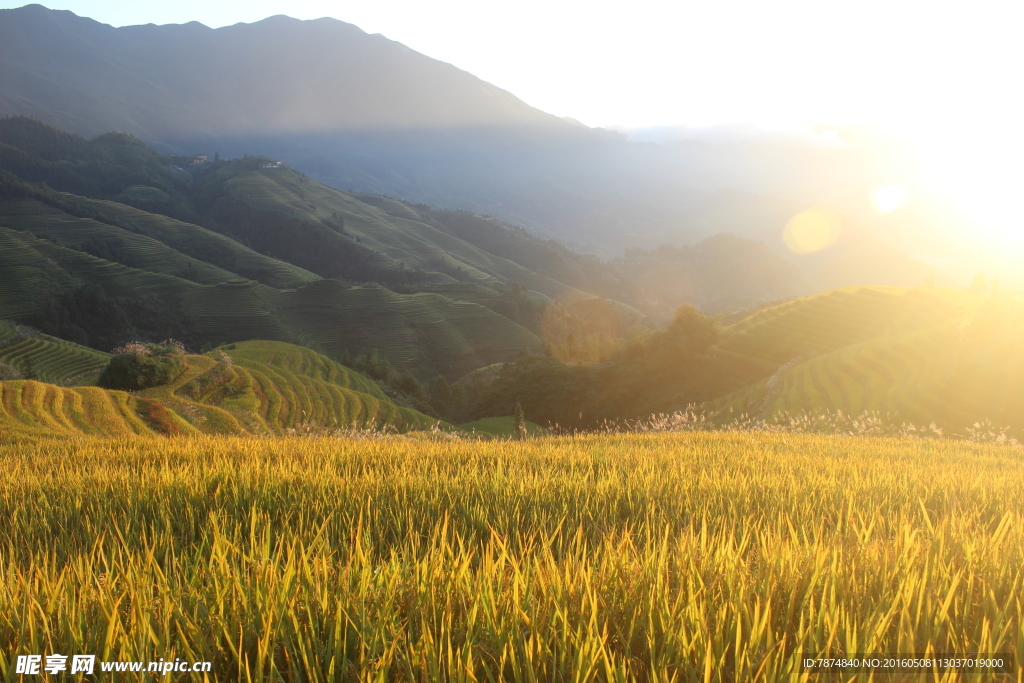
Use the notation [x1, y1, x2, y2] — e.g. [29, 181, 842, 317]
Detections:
[183, 281, 294, 345]
[0, 340, 436, 438]
[162, 341, 433, 434]
[224, 340, 388, 399]
[0, 198, 239, 284]
[0, 228, 81, 318]
[2, 229, 192, 302]
[71, 196, 321, 289]
[0, 227, 294, 350]
[226, 170, 498, 282]
[0, 380, 152, 441]
[277, 282, 543, 380]
[0, 322, 109, 384]
[227, 170, 588, 300]
[710, 287, 1024, 436]
[718, 286, 969, 365]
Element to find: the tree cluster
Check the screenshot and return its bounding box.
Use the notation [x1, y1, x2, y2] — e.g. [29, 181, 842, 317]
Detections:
[26, 284, 202, 353]
[98, 340, 187, 391]
[470, 305, 734, 428]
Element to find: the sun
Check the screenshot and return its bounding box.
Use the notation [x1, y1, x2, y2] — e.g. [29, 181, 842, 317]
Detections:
[870, 184, 908, 215]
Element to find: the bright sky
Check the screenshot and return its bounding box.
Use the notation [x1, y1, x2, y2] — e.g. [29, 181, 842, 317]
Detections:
[4, 0, 1023, 249]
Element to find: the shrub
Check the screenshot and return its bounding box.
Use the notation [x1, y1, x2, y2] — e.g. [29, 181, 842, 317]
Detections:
[0, 363, 23, 381]
[134, 398, 181, 435]
[98, 340, 186, 391]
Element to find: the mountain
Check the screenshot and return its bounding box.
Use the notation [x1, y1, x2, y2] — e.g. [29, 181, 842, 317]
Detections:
[0, 5, 563, 139]
[1, 3, 968, 291]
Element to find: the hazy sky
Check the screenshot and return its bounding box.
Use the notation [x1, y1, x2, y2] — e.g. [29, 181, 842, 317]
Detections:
[3, 0, 1022, 243]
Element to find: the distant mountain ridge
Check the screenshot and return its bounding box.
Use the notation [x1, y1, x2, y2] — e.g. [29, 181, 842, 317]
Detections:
[0, 4, 563, 140]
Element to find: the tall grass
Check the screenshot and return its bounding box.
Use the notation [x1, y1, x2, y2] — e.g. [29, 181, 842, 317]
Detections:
[592, 408, 1019, 446]
[1, 433, 1022, 681]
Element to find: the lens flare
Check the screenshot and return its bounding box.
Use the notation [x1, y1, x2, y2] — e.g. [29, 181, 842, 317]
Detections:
[871, 184, 909, 214]
[783, 208, 843, 254]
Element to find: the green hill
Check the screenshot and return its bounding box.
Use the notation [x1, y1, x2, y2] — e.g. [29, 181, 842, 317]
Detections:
[44, 194, 321, 289]
[710, 288, 1024, 435]
[1, 118, 594, 303]
[716, 286, 969, 366]
[0, 115, 196, 216]
[0, 226, 543, 380]
[0, 340, 437, 439]
[470, 286, 1024, 437]
[0, 196, 242, 285]
[195, 160, 595, 302]
[275, 280, 542, 378]
[0, 119, 586, 381]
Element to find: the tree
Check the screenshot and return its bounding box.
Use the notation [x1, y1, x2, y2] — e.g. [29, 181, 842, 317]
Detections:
[431, 375, 453, 418]
[667, 304, 718, 352]
[513, 401, 527, 439]
[98, 341, 186, 391]
[21, 357, 36, 380]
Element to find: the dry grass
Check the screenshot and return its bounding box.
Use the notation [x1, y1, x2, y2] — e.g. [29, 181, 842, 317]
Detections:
[593, 408, 1019, 446]
[1, 432, 1022, 681]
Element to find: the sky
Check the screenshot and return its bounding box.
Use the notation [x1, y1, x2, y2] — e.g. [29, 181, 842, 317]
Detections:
[3, 0, 1022, 248]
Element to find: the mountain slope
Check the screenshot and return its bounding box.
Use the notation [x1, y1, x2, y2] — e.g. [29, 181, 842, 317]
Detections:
[0, 196, 245, 284]
[470, 286, 1024, 438]
[709, 288, 1024, 435]
[0, 225, 543, 379]
[0, 117, 606, 303]
[193, 159, 592, 302]
[45, 195, 322, 289]
[0, 120, 570, 379]
[0, 118, 892, 392]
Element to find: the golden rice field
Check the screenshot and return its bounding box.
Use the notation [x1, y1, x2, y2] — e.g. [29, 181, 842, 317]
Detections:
[1, 432, 1022, 681]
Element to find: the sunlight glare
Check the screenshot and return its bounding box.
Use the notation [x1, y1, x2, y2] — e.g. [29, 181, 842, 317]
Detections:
[902, 127, 1024, 250]
[783, 209, 843, 254]
[871, 184, 908, 214]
